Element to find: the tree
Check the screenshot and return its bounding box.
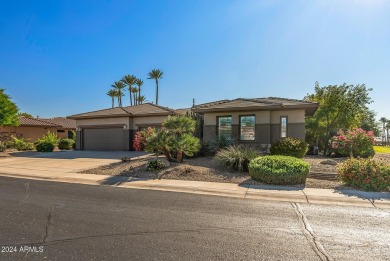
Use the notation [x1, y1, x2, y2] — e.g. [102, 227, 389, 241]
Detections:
[145, 115, 200, 163]
[0, 89, 19, 130]
[131, 87, 139, 106]
[17, 112, 33, 118]
[111, 81, 126, 107]
[358, 109, 380, 136]
[386, 120, 390, 146]
[122, 75, 137, 106]
[305, 82, 373, 154]
[138, 95, 147, 104]
[135, 78, 143, 104]
[147, 69, 163, 105]
[106, 89, 117, 108]
[380, 117, 387, 145]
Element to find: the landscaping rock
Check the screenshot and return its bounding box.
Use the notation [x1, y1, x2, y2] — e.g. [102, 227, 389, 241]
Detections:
[161, 158, 171, 167]
[320, 159, 338, 166]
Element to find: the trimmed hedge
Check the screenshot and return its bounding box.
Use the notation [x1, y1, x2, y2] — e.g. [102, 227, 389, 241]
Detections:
[249, 155, 310, 185]
[36, 141, 55, 152]
[58, 139, 74, 150]
[270, 137, 308, 158]
[337, 158, 390, 191]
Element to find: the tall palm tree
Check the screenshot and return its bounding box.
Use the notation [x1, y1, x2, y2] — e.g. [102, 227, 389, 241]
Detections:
[138, 95, 146, 104]
[380, 117, 387, 145]
[135, 78, 143, 103]
[147, 69, 163, 105]
[106, 89, 117, 108]
[122, 74, 137, 106]
[130, 87, 138, 105]
[111, 81, 126, 107]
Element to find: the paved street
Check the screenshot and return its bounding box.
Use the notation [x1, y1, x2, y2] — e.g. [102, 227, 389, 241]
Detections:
[0, 176, 389, 261]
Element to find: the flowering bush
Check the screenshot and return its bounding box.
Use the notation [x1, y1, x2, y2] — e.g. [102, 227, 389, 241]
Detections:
[330, 128, 375, 158]
[337, 158, 390, 191]
[133, 127, 155, 151]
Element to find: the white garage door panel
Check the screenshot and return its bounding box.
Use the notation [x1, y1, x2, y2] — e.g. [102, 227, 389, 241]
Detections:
[83, 128, 124, 151]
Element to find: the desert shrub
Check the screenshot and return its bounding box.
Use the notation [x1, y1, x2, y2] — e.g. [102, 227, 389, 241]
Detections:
[58, 139, 74, 150]
[37, 131, 59, 145]
[11, 136, 35, 151]
[145, 116, 201, 163]
[214, 145, 260, 172]
[330, 128, 375, 158]
[3, 140, 15, 149]
[208, 135, 235, 154]
[0, 142, 6, 152]
[146, 159, 165, 171]
[249, 155, 310, 185]
[337, 158, 390, 191]
[133, 127, 155, 151]
[35, 141, 55, 152]
[270, 137, 308, 158]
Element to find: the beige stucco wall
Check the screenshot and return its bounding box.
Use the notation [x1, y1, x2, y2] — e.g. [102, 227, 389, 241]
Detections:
[76, 117, 131, 128]
[132, 116, 169, 130]
[203, 110, 305, 125]
[0, 126, 71, 141]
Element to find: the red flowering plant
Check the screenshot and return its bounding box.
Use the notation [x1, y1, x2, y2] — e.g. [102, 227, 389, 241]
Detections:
[133, 127, 155, 151]
[337, 158, 390, 191]
[330, 128, 375, 158]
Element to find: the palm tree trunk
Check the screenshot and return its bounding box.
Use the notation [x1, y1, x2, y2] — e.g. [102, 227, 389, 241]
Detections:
[130, 91, 132, 106]
[112, 97, 114, 108]
[155, 79, 158, 105]
[138, 88, 141, 104]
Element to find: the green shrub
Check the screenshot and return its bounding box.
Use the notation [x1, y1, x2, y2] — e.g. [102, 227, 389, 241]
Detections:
[35, 141, 55, 152]
[37, 131, 59, 145]
[58, 139, 74, 150]
[337, 158, 390, 191]
[214, 145, 260, 172]
[3, 140, 15, 149]
[0, 142, 6, 152]
[11, 136, 35, 151]
[146, 159, 165, 171]
[249, 155, 310, 185]
[330, 128, 375, 158]
[208, 135, 236, 154]
[270, 137, 308, 158]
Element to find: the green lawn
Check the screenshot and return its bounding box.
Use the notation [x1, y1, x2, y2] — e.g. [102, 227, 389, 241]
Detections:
[374, 146, 390, 154]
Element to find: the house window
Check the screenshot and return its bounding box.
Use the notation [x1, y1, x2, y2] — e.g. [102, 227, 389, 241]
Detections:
[217, 116, 232, 137]
[281, 116, 288, 138]
[240, 115, 255, 141]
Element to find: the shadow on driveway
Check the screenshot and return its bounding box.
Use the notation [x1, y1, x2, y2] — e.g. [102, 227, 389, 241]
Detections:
[99, 175, 154, 186]
[9, 150, 149, 160]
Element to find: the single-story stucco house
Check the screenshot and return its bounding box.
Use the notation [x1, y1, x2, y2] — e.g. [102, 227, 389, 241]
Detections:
[0, 117, 76, 142]
[68, 98, 319, 151]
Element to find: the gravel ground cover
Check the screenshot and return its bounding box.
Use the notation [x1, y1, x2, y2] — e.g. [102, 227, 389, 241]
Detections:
[80, 154, 389, 189]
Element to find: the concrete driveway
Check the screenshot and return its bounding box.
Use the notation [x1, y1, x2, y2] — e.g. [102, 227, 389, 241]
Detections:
[0, 151, 147, 176]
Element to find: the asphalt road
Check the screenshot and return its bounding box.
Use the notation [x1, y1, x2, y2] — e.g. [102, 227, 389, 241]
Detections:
[0, 176, 389, 261]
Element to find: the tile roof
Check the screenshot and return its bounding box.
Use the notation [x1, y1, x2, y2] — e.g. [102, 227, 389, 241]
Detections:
[174, 108, 192, 115]
[67, 103, 176, 119]
[19, 117, 60, 127]
[192, 97, 319, 115]
[18, 117, 76, 129]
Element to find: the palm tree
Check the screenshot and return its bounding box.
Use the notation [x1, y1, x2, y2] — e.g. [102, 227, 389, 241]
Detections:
[380, 117, 387, 145]
[138, 95, 146, 104]
[147, 69, 163, 105]
[122, 75, 137, 106]
[131, 87, 139, 106]
[111, 81, 126, 107]
[135, 78, 143, 103]
[106, 89, 117, 108]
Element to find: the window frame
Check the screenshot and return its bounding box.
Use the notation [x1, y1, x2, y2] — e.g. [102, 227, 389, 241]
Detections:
[239, 114, 256, 141]
[280, 116, 288, 138]
[216, 115, 233, 138]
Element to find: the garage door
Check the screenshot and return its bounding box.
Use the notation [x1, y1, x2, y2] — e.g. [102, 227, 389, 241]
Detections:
[83, 128, 124, 151]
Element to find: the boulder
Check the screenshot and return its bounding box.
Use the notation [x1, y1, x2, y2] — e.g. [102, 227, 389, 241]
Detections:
[320, 159, 338, 166]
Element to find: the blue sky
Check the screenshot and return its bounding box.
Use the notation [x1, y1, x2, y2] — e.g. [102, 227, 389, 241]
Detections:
[0, 0, 389, 119]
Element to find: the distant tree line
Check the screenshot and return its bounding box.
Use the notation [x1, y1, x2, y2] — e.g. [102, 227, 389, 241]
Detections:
[107, 69, 164, 108]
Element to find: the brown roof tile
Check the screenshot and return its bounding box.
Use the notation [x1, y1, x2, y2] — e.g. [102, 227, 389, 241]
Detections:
[41, 117, 76, 129]
[19, 117, 60, 127]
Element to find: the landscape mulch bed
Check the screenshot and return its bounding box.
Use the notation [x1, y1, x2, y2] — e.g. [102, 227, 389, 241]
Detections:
[80, 154, 390, 190]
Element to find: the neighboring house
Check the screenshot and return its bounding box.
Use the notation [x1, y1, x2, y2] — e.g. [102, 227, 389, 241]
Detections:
[0, 117, 76, 141]
[192, 98, 318, 145]
[68, 103, 183, 151]
[68, 98, 319, 151]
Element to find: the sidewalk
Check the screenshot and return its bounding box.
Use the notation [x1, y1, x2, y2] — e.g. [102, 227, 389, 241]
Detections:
[0, 169, 389, 209]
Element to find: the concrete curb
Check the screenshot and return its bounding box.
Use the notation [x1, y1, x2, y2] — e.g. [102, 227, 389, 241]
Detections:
[0, 171, 389, 209]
